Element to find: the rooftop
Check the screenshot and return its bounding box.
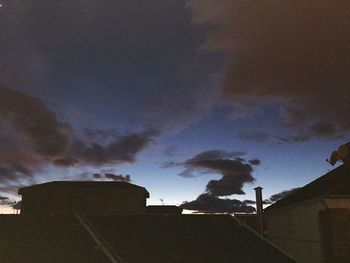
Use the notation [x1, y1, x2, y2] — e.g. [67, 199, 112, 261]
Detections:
[265, 165, 350, 211]
[0, 214, 295, 263]
[18, 181, 149, 196]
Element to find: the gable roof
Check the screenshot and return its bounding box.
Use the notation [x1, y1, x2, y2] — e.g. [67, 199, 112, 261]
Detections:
[18, 181, 149, 196]
[265, 165, 350, 211]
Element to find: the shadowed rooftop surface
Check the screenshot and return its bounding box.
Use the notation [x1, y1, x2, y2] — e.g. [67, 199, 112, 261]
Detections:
[88, 214, 295, 263]
[0, 215, 110, 263]
[265, 165, 350, 211]
[0, 214, 295, 263]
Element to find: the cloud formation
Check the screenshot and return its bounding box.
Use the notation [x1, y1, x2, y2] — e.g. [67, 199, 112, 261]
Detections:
[181, 193, 255, 213]
[0, 86, 70, 157]
[0, 1, 219, 133]
[188, 0, 350, 140]
[0, 194, 16, 206]
[0, 86, 156, 184]
[93, 173, 131, 182]
[56, 131, 157, 167]
[181, 150, 256, 196]
[165, 149, 259, 213]
[264, 188, 300, 204]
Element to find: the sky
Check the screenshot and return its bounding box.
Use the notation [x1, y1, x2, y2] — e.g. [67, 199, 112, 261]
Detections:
[0, 0, 349, 213]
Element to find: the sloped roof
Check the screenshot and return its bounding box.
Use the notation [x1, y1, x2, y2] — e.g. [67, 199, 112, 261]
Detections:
[0, 215, 111, 263]
[88, 214, 295, 263]
[265, 165, 350, 211]
[0, 214, 295, 263]
[18, 181, 149, 196]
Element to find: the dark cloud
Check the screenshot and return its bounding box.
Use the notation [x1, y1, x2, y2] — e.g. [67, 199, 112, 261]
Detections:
[242, 199, 256, 205]
[104, 173, 131, 182]
[264, 188, 300, 204]
[188, 0, 350, 140]
[93, 172, 131, 182]
[188, 150, 246, 162]
[180, 194, 255, 213]
[0, 86, 70, 157]
[0, 1, 219, 133]
[0, 87, 157, 185]
[185, 158, 256, 196]
[93, 173, 102, 179]
[248, 159, 260, 166]
[167, 149, 259, 213]
[0, 196, 9, 202]
[164, 150, 258, 196]
[77, 172, 131, 182]
[204, 162, 254, 196]
[58, 131, 158, 167]
[0, 162, 33, 180]
[0, 194, 16, 206]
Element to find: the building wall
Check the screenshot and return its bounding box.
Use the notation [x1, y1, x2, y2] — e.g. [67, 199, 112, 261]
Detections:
[265, 198, 350, 263]
[319, 208, 350, 263]
[324, 198, 350, 209]
[21, 190, 147, 215]
[265, 199, 326, 263]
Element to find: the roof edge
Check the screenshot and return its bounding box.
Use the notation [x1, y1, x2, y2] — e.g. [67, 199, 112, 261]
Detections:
[18, 181, 149, 196]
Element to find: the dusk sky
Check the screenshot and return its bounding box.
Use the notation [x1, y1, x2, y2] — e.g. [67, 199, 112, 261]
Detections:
[0, 1, 349, 212]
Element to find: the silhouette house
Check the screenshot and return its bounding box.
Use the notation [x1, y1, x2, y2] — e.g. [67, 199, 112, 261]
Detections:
[265, 165, 350, 263]
[0, 181, 296, 262]
[18, 181, 149, 214]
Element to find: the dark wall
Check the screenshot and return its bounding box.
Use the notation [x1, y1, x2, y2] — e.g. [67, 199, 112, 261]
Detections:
[319, 208, 350, 263]
[21, 190, 147, 215]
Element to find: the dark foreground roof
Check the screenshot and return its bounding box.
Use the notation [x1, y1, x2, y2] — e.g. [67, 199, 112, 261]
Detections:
[0, 214, 295, 263]
[18, 181, 149, 196]
[234, 213, 267, 233]
[0, 215, 110, 263]
[265, 165, 350, 211]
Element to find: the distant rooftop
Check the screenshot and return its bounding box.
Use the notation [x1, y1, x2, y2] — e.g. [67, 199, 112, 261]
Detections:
[265, 165, 350, 211]
[18, 181, 149, 196]
[146, 205, 183, 214]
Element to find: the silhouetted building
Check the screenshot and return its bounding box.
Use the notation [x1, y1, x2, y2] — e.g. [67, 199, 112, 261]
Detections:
[264, 165, 350, 263]
[6, 180, 296, 262]
[146, 205, 183, 214]
[18, 181, 149, 215]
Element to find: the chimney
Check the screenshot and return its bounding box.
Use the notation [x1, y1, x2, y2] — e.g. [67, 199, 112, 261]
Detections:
[254, 186, 264, 236]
